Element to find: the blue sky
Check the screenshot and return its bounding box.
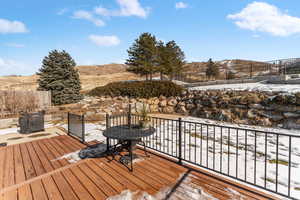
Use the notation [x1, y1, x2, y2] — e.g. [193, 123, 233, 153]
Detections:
[1, 0, 300, 75]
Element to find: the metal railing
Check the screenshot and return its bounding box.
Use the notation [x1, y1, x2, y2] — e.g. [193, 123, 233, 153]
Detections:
[67, 112, 85, 143]
[107, 113, 300, 199]
[174, 58, 300, 83]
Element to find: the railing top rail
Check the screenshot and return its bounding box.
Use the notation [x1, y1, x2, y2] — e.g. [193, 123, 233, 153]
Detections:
[68, 112, 84, 116]
[130, 113, 300, 138]
[180, 119, 300, 137]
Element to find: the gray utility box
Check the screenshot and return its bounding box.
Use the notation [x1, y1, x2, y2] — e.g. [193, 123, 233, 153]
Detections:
[19, 111, 45, 134]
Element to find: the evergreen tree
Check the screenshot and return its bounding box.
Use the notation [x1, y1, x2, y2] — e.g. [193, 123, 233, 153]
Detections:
[205, 58, 219, 80]
[157, 40, 185, 80]
[126, 33, 158, 80]
[37, 50, 82, 105]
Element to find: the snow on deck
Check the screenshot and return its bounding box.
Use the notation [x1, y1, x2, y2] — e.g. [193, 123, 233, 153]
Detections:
[62, 117, 300, 198]
[190, 82, 300, 94]
[1, 117, 296, 198]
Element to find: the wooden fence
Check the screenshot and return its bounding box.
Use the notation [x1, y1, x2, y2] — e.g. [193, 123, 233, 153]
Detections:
[0, 90, 51, 118]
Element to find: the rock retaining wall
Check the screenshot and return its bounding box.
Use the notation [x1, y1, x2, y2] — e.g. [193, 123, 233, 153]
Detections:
[1, 91, 300, 130]
[108, 90, 299, 130]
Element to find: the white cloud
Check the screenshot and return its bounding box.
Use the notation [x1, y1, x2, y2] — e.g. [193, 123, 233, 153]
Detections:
[5, 43, 25, 48]
[94, 0, 149, 18]
[89, 35, 120, 47]
[0, 18, 28, 34]
[0, 58, 31, 76]
[227, 1, 300, 37]
[57, 8, 69, 15]
[175, 2, 188, 9]
[72, 10, 105, 27]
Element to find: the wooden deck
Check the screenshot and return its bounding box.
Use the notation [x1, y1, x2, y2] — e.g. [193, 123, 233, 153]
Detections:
[0, 135, 278, 200]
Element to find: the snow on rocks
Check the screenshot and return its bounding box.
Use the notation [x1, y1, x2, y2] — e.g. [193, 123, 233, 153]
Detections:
[190, 82, 300, 94]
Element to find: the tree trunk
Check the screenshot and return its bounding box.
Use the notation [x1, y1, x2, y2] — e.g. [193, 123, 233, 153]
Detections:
[160, 72, 163, 80]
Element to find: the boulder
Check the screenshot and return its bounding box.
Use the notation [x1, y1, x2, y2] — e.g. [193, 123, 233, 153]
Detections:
[176, 105, 188, 114]
[152, 98, 160, 105]
[283, 119, 300, 129]
[283, 112, 300, 118]
[167, 98, 178, 106]
[149, 105, 159, 113]
[178, 101, 186, 107]
[247, 109, 257, 119]
[260, 111, 283, 122]
[159, 100, 167, 107]
[129, 98, 137, 103]
[268, 105, 298, 112]
[245, 93, 261, 104]
[249, 104, 264, 110]
[162, 106, 174, 114]
[186, 103, 195, 110]
[212, 110, 231, 121]
[194, 99, 202, 105]
[159, 95, 167, 101]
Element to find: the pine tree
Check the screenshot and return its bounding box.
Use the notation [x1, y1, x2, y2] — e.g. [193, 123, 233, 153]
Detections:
[37, 50, 82, 105]
[205, 58, 219, 80]
[157, 40, 185, 80]
[126, 33, 158, 80]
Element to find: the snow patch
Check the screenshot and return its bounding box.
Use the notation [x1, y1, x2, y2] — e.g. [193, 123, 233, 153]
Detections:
[54, 150, 81, 163]
[191, 82, 300, 94]
[108, 190, 155, 200]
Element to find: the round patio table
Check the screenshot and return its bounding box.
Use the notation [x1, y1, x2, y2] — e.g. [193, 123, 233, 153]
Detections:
[103, 125, 155, 171]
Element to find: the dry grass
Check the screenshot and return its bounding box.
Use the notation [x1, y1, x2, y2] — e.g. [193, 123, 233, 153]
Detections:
[0, 64, 141, 92]
[0, 90, 50, 117]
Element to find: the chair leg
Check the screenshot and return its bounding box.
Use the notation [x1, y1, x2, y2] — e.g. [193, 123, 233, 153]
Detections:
[140, 140, 149, 157]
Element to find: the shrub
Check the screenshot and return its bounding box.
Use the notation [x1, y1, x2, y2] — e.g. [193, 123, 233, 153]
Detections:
[88, 81, 184, 98]
[227, 71, 236, 80]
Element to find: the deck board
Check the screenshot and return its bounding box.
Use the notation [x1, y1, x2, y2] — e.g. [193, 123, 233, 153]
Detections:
[0, 135, 278, 200]
[30, 179, 48, 200]
[61, 168, 94, 200]
[3, 146, 14, 188]
[0, 149, 6, 190]
[41, 176, 64, 200]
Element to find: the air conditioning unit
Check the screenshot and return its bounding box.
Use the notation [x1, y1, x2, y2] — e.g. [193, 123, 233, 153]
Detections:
[19, 111, 45, 134]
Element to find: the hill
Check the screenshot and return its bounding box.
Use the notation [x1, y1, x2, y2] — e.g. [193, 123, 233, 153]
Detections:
[181, 59, 275, 81]
[0, 64, 141, 92]
[75, 63, 128, 76]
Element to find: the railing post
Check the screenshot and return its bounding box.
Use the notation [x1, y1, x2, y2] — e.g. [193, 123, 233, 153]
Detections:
[178, 117, 182, 165]
[106, 113, 110, 150]
[128, 104, 132, 129]
[67, 112, 70, 135]
[82, 114, 85, 143]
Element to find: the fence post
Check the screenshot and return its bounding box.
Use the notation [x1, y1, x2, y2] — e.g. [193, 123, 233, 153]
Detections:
[128, 104, 132, 129]
[178, 118, 182, 165]
[82, 114, 85, 143]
